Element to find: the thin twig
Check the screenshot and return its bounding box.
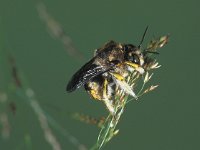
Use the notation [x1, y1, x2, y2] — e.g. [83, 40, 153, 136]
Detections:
[36, 2, 85, 61]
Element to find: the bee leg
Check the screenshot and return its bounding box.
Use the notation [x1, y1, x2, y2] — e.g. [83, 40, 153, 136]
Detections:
[109, 72, 138, 100]
[125, 61, 144, 74]
[102, 78, 115, 115]
[84, 81, 102, 100]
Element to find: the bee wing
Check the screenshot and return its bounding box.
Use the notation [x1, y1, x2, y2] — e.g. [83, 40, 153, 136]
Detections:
[66, 58, 108, 92]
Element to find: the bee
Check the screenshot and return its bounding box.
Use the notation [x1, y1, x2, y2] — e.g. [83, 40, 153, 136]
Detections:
[66, 27, 149, 114]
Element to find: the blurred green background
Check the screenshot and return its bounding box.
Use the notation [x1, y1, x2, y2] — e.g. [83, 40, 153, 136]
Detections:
[0, 0, 200, 150]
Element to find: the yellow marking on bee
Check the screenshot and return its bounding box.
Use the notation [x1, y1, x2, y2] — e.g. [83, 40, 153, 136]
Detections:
[109, 72, 124, 81]
[116, 62, 123, 68]
[125, 61, 145, 74]
[90, 89, 101, 100]
[101, 79, 115, 114]
[103, 78, 108, 98]
[125, 61, 139, 68]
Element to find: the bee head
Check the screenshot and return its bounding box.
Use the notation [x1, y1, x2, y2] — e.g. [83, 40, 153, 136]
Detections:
[123, 26, 148, 68]
[124, 44, 144, 66]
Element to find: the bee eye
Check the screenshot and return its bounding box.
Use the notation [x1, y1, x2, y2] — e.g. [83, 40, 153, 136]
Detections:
[132, 55, 140, 64]
[127, 54, 140, 64]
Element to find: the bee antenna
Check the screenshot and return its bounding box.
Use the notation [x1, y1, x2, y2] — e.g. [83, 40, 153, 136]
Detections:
[138, 26, 149, 49]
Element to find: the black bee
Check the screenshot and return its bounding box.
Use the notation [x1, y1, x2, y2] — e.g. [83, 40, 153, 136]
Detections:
[66, 27, 148, 114]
